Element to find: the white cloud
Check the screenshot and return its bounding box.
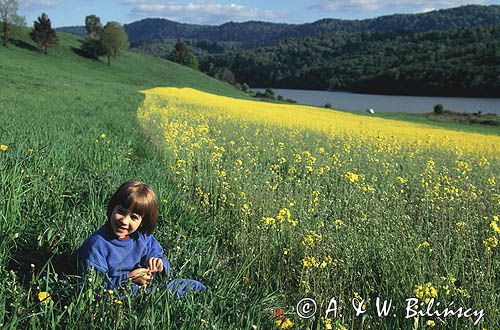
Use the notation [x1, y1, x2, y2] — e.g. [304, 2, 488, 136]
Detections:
[308, 0, 486, 14]
[121, 1, 281, 24]
[20, 0, 62, 10]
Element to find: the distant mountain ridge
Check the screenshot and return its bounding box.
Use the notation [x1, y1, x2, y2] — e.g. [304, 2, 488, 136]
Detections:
[57, 5, 500, 46]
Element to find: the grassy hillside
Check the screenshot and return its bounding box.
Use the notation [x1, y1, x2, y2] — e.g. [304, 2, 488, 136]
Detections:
[0, 31, 263, 328]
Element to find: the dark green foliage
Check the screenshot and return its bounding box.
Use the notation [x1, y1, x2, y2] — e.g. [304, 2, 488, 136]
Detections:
[264, 88, 275, 99]
[217, 67, 234, 83]
[85, 14, 102, 38]
[80, 15, 105, 59]
[80, 37, 105, 58]
[434, 104, 445, 114]
[30, 12, 58, 54]
[241, 82, 249, 93]
[101, 21, 128, 66]
[203, 24, 500, 97]
[167, 41, 199, 70]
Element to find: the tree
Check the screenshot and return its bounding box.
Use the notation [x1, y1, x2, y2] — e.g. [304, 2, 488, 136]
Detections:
[81, 37, 106, 58]
[81, 14, 105, 59]
[85, 14, 102, 38]
[433, 104, 444, 115]
[101, 21, 128, 66]
[0, 0, 18, 47]
[30, 13, 58, 54]
[8, 13, 25, 40]
[168, 41, 199, 70]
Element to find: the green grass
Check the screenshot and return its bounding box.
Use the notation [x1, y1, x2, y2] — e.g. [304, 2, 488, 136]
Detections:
[0, 29, 499, 329]
[0, 30, 270, 329]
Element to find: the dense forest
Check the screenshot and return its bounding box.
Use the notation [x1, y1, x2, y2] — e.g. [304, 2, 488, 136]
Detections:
[201, 25, 500, 97]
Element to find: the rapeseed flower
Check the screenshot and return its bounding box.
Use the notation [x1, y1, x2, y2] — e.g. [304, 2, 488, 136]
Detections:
[37, 291, 51, 304]
[275, 318, 294, 329]
[344, 172, 359, 183]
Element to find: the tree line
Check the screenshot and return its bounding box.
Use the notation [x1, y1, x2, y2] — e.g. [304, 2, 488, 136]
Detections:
[122, 5, 500, 46]
[199, 24, 500, 97]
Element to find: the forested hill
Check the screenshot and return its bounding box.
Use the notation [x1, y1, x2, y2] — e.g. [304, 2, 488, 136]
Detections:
[201, 24, 500, 97]
[124, 5, 500, 45]
[57, 5, 500, 47]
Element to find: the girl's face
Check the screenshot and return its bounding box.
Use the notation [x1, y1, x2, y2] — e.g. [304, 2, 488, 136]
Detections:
[110, 205, 143, 238]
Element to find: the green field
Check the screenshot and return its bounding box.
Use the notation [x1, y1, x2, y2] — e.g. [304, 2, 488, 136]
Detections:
[1, 30, 499, 329]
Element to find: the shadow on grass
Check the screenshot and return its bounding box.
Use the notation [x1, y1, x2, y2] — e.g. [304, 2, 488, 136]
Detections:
[70, 46, 103, 61]
[9, 39, 38, 52]
[7, 240, 78, 285]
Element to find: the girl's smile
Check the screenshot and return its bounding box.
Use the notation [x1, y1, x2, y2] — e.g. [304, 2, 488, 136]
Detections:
[110, 205, 143, 238]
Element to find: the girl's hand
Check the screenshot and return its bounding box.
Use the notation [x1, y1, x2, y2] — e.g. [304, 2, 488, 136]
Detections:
[128, 268, 151, 286]
[147, 257, 164, 273]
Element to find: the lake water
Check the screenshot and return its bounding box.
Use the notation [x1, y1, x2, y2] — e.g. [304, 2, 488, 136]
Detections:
[252, 88, 500, 114]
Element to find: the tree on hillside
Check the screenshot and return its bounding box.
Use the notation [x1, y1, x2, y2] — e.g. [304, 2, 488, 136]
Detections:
[85, 14, 102, 38]
[168, 41, 199, 70]
[30, 13, 58, 55]
[8, 13, 25, 40]
[101, 21, 128, 66]
[80, 14, 105, 59]
[0, 0, 18, 47]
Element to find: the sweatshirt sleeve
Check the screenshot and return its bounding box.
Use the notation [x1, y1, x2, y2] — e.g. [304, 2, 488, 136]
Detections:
[143, 235, 171, 277]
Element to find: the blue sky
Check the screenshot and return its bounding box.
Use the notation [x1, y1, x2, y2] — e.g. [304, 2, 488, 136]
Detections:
[18, 0, 500, 27]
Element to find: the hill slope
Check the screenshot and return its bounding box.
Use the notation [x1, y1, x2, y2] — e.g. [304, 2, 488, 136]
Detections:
[1, 29, 248, 98]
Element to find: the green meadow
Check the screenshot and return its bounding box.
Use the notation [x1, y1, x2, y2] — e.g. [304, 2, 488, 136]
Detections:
[0, 30, 499, 329]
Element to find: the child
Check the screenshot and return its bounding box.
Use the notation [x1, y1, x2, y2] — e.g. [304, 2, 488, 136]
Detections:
[76, 180, 206, 297]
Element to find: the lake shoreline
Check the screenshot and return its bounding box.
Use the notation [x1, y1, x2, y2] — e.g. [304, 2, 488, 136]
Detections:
[251, 88, 500, 115]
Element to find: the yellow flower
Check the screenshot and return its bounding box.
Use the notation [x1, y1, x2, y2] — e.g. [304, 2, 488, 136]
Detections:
[37, 291, 51, 304]
[322, 317, 333, 330]
[487, 176, 496, 186]
[483, 236, 498, 251]
[275, 318, 294, 329]
[100, 133, 106, 139]
[397, 176, 408, 184]
[491, 221, 500, 234]
[344, 171, 359, 183]
[0, 145, 8, 152]
[113, 299, 123, 305]
[455, 221, 465, 231]
[416, 241, 432, 252]
[302, 256, 319, 268]
[427, 320, 435, 327]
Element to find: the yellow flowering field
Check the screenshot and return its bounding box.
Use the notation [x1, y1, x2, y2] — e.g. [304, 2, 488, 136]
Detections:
[139, 87, 499, 328]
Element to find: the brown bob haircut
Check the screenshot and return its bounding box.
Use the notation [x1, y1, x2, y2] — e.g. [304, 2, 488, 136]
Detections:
[107, 180, 158, 235]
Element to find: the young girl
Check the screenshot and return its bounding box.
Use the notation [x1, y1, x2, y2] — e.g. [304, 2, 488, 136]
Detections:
[76, 180, 206, 297]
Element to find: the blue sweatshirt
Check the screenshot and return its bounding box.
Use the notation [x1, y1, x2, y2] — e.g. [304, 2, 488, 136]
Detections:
[76, 224, 170, 289]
